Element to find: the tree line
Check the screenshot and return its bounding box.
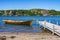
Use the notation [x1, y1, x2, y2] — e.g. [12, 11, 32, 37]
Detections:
[0, 9, 60, 16]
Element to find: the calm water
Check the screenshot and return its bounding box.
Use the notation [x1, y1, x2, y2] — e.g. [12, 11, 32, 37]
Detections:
[0, 16, 60, 32]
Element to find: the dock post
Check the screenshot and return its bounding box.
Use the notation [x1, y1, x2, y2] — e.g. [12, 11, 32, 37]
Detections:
[52, 25, 55, 35]
[56, 21, 58, 25]
[49, 20, 50, 23]
[44, 20, 46, 30]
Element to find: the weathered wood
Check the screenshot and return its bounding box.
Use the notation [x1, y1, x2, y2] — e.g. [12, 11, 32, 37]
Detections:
[52, 25, 55, 35]
[3, 20, 33, 26]
[56, 21, 58, 25]
[44, 20, 46, 30]
[38, 21, 60, 36]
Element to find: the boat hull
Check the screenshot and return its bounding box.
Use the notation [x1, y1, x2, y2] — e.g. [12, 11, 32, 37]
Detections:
[3, 20, 33, 25]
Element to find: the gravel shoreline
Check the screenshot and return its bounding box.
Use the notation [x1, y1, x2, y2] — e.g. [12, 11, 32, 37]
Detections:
[0, 31, 60, 40]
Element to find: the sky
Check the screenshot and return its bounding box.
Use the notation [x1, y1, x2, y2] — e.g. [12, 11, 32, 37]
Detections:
[0, 0, 60, 11]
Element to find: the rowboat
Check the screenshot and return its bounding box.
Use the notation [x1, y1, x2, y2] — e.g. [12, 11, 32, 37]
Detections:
[2, 20, 33, 25]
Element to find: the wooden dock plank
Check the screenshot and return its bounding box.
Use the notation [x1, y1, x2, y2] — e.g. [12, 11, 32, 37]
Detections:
[37, 21, 60, 36]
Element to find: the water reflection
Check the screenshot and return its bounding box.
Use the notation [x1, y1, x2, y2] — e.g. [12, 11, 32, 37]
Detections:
[1, 16, 58, 32]
[0, 23, 40, 32]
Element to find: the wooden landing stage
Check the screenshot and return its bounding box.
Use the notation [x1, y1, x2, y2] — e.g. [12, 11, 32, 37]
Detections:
[37, 20, 60, 36]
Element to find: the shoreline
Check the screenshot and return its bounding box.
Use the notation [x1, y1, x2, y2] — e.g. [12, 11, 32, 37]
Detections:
[0, 31, 60, 40]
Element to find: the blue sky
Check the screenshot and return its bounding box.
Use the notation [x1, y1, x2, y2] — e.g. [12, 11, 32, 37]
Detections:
[0, 0, 60, 11]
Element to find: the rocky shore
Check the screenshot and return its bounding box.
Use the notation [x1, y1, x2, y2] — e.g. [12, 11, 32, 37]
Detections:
[0, 30, 60, 40]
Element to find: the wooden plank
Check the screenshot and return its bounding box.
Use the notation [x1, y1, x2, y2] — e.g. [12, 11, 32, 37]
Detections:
[37, 21, 60, 36]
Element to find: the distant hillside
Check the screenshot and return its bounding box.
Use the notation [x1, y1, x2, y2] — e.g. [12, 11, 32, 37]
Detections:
[30, 9, 60, 16]
[0, 9, 60, 16]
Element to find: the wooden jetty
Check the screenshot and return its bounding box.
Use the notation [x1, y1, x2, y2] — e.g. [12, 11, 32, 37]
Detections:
[37, 20, 60, 36]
